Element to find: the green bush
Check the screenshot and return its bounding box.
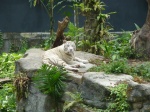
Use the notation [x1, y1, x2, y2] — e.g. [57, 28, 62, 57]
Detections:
[89, 59, 150, 81]
[128, 62, 150, 81]
[89, 59, 129, 74]
[33, 64, 67, 97]
[100, 32, 135, 59]
[0, 53, 22, 78]
[107, 83, 130, 112]
[0, 83, 16, 112]
[33, 64, 67, 111]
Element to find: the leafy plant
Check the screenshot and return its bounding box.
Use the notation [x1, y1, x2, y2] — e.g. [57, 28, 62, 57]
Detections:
[14, 73, 30, 101]
[77, 0, 115, 54]
[10, 38, 28, 53]
[33, 64, 67, 111]
[63, 92, 83, 112]
[101, 32, 135, 60]
[128, 62, 150, 81]
[0, 83, 16, 112]
[89, 58, 150, 81]
[0, 53, 22, 78]
[89, 59, 129, 74]
[134, 23, 140, 30]
[66, 22, 84, 40]
[107, 83, 130, 112]
[43, 34, 55, 50]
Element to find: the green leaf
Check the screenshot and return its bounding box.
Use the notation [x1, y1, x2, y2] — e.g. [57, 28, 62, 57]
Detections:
[33, 0, 37, 7]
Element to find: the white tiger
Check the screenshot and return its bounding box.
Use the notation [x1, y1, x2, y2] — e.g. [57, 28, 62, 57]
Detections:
[42, 41, 89, 71]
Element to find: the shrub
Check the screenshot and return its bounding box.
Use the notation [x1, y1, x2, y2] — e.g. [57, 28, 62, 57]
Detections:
[0, 83, 16, 112]
[33, 64, 67, 111]
[107, 83, 130, 112]
[89, 59, 129, 74]
[128, 62, 150, 81]
[0, 53, 22, 78]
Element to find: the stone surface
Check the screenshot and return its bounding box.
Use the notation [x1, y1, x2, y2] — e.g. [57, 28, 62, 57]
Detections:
[15, 48, 44, 77]
[127, 81, 150, 112]
[15, 48, 97, 112]
[15, 48, 150, 112]
[127, 82, 150, 102]
[1, 33, 49, 53]
[79, 72, 133, 109]
[17, 83, 51, 112]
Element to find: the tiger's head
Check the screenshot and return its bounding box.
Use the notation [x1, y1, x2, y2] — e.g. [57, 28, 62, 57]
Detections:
[63, 41, 76, 56]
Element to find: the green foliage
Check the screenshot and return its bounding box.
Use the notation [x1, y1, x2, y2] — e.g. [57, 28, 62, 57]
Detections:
[65, 22, 84, 46]
[128, 62, 150, 81]
[90, 59, 150, 81]
[63, 92, 83, 112]
[66, 22, 84, 40]
[107, 83, 130, 112]
[43, 34, 55, 50]
[0, 53, 22, 78]
[134, 23, 140, 30]
[33, 64, 67, 111]
[89, 59, 129, 74]
[100, 32, 135, 59]
[10, 39, 28, 53]
[0, 83, 16, 112]
[77, 0, 115, 54]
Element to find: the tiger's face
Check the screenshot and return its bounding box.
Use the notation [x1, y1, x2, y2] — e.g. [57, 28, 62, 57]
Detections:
[64, 41, 76, 55]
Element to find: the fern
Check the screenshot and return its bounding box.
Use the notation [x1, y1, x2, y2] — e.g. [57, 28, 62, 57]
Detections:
[33, 64, 67, 99]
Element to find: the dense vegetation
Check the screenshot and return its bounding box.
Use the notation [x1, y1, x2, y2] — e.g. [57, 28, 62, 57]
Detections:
[0, 53, 22, 111]
[0, 0, 149, 112]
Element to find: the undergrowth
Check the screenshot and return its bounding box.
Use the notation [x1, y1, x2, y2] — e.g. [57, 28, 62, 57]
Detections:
[33, 64, 67, 112]
[107, 83, 130, 112]
[89, 59, 150, 82]
[0, 83, 16, 112]
[0, 53, 22, 111]
[0, 53, 23, 78]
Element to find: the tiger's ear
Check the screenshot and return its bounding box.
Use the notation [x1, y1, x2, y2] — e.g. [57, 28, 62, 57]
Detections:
[63, 40, 67, 43]
[73, 42, 76, 51]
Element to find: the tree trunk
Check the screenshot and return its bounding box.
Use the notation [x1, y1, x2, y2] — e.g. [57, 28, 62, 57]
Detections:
[52, 16, 70, 48]
[130, 0, 150, 58]
[49, 0, 54, 36]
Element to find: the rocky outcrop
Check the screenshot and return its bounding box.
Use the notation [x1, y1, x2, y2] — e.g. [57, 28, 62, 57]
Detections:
[15, 48, 98, 112]
[127, 81, 150, 112]
[80, 72, 133, 109]
[15, 48, 150, 112]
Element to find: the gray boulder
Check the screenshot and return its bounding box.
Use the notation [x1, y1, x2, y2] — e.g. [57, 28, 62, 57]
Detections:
[15, 48, 150, 112]
[15, 48, 97, 112]
[79, 72, 133, 109]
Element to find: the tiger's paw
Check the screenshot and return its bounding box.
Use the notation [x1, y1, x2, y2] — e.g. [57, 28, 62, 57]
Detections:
[82, 60, 89, 64]
[79, 63, 86, 68]
[65, 65, 79, 72]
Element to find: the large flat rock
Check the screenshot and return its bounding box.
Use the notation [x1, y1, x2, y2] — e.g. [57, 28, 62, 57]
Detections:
[79, 72, 133, 108]
[15, 49, 98, 77]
